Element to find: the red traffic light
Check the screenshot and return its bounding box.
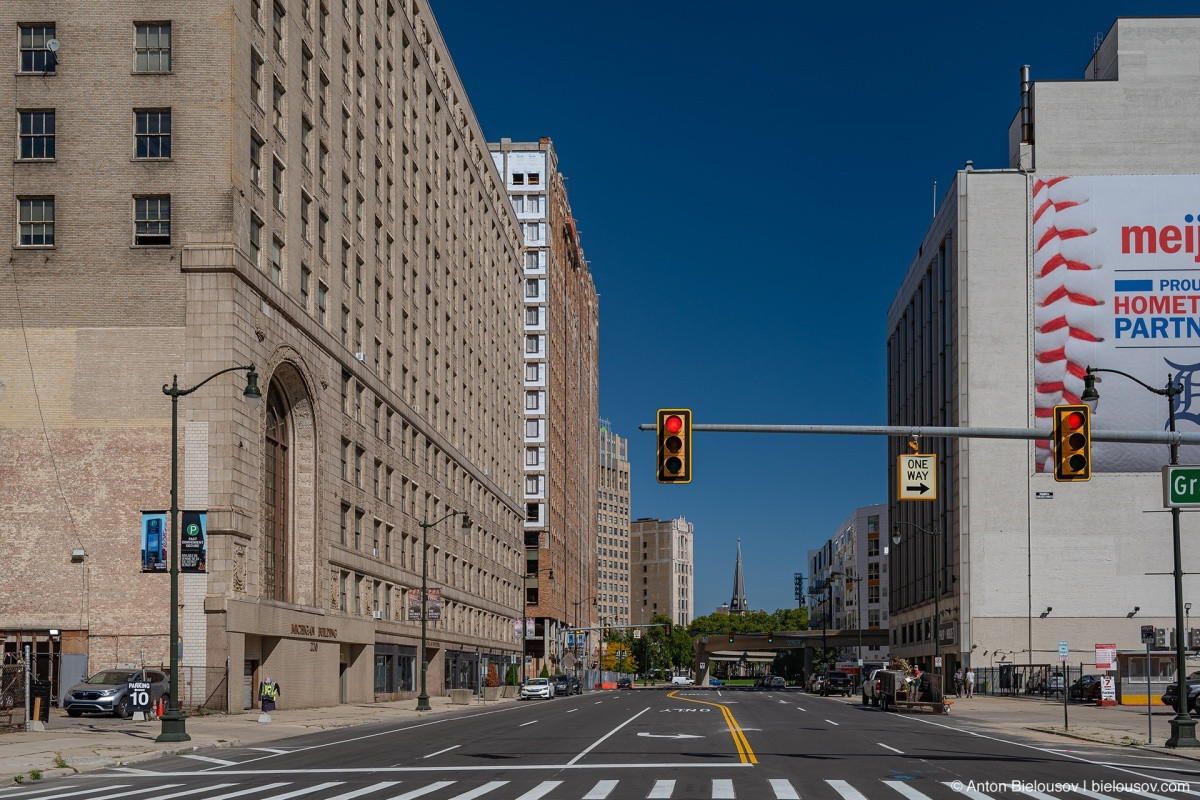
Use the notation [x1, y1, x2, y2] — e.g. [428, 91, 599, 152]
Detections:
[1064, 410, 1085, 430]
[664, 414, 683, 434]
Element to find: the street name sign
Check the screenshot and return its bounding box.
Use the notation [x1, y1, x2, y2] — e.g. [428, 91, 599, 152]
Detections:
[898, 454, 937, 501]
[1163, 466, 1200, 507]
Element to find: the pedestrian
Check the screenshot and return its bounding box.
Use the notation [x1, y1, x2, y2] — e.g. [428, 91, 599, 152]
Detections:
[964, 668, 975, 698]
[259, 676, 280, 712]
[953, 668, 963, 697]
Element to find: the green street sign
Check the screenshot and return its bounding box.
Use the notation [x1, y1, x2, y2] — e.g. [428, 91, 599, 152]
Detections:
[1163, 466, 1200, 507]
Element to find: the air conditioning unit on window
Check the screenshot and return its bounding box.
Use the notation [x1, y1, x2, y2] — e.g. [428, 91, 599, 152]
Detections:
[355, 352, 366, 361]
[372, 610, 383, 619]
[372, 547, 379, 557]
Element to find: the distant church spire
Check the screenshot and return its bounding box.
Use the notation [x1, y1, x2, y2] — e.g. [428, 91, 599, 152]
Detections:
[729, 539, 748, 615]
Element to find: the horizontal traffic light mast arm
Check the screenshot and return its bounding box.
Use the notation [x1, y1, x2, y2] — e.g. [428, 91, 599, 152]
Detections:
[637, 422, 1200, 446]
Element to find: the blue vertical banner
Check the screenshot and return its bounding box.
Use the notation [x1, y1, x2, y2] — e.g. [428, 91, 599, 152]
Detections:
[141, 512, 168, 572]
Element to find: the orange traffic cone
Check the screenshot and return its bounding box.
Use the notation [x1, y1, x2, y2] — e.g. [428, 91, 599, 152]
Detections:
[155, 697, 164, 718]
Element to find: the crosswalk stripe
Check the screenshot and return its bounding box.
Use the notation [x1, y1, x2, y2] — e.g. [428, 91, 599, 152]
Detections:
[259, 782, 342, 800]
[769, 779, 799, 800]
[146, 784, 237, 800]
[82, 785, 183, 800]
[582, 780, 618, 800]
[323, 783, 401, 800]
[648, 780, 676, 799]
[197, 785, 292, 800]
[944, 783, 997, 800]
[827, 780, 868, 800]
[511, 782, 561, 800]
[444, 781, 508, 800]
[385, 783, 455, 800]
[0, 787, 132, 800]
[1013, 790, 1055, 800]
[713, 778, 735, 799]
[180, 755, 237, 766]
[1072, 792, 1121, 800]
[882, 781, 934, 799]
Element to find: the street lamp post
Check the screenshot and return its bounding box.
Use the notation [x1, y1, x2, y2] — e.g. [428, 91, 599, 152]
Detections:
[1082, 365, 1199, 748]
[892, 522, 942, 684]
[416, 510, 473, 711]
[157, 364, 260, 743]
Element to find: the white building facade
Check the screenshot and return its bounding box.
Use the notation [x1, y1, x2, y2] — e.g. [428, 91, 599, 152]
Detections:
[887, 17, 1200, 686]
[630, 517, 695, 627]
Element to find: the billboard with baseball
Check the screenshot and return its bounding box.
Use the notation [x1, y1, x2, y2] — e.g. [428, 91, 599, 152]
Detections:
[1033, 174, 1200, 471]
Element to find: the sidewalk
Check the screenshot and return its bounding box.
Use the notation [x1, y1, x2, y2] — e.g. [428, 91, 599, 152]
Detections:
[2, 694, 519, 787]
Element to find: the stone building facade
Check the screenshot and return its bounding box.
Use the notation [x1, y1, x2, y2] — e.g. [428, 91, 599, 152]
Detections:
[0, 0, 526, 709]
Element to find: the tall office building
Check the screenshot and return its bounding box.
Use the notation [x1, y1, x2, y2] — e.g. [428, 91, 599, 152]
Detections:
[887, 18, 1200, 694]
[489, 138, 599, 677]
[630, 517, 695, 627]
[597, 421, 630, 630]
[0, 0, 526, 709]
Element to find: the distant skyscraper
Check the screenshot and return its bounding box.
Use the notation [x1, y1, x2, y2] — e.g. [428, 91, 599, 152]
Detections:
[597, 421, 630, 628]
[729, 539, 748, 615]
[630, 517, 695, 627]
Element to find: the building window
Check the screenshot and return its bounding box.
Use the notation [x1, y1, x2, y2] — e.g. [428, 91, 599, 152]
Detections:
[270, 237, 284, 284]
[511, 173, 524, 185]
[134, 110, 171, 158]
[300, 264, 311, 308]
[250, 133, 263, 187]
[272, 2, 286, 58]
[134, 196, 171, 245]
[527, 172, 540, 186]
[18, 197, 54, 246]
[250, 48, 264, 107]
[524, 363, 539, 382]
[272, 157, 285, 211]
[18, 111, 54, 159]
[524, 278, 539, 298]
[19, 25, 56, 74]
[317, 281, 328, 325]
[249, 214, 263, 265]
[272, 79, 286, 136]
[263, 384, 292, 602]
[134, 23, 171, 72]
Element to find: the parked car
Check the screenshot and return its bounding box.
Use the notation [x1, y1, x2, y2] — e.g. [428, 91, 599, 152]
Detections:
[616, 676, 634, 689]
[670, 675, 693, 686]
[551, 674, 581, 695]
[520, 677, 555, 700]
[769, 676, 787, 689]
[821, 670, 853, 696]
[754, 674, 772, 688]
[1026, 670, 1066, 696]
[64, 668, 169, 718]
[862, 668, 885, 706]
[708, 678, 724, 686]
[1162, 676, 1200, 713]
[1068, 674, 1102, 702]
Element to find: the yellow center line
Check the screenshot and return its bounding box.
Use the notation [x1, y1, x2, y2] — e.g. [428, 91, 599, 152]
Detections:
[666, 689, 757, 764]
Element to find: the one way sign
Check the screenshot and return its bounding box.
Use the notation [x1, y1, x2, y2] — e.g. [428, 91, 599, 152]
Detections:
[897, 454, 937, 501]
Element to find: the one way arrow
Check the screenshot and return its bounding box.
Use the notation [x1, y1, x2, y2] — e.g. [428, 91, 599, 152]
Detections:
[905, 483, 930, 495]
[636, 732, 703, 739]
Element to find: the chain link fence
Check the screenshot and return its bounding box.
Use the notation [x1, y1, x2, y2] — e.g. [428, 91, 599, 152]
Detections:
[0, 665, 25, 731]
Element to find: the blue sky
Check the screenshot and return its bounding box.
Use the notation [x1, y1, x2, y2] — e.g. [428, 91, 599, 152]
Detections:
[429, 2, 1199, 615]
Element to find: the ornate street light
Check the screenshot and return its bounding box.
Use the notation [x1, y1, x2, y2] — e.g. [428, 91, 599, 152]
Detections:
[157, 365, 260, 743]
[1081, 365, 1199, 748]
[416, 510, 472, 711]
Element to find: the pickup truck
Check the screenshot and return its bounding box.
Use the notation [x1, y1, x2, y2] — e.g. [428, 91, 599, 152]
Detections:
[820, 670, 853, 696]
[861, 668, 884, 706]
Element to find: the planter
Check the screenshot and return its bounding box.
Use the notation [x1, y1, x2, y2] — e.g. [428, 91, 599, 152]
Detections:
[502, 685, 517, 698]
[484, 686, 502, 701]
[449, 688, 472, 705]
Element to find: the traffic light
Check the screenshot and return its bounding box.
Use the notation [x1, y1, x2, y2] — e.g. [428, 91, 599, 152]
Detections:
[728, 632, 735, 643]
[656, 408, 692, 484]
[1052, 404, 1092, 482]
[767, 631, 774, 644]
[664, 623, 672, 637]
[604, 625, 610, 638]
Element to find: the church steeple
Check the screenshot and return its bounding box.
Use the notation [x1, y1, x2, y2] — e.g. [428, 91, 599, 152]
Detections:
[729, 539, 748, 615]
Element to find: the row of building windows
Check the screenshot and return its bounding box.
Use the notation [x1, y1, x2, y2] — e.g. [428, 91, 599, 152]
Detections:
[17, 109, 171, 161]
[17, 197, 169, 247]
[17, 23, 171, 75]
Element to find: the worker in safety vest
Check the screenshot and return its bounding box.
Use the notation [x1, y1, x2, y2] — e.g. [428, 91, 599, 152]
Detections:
[259, 677, 280, 712]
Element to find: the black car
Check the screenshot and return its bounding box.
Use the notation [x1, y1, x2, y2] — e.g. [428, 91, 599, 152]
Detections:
[1068, 674, 1102, 702]
[1162, 677, 1200, 713]
[616, 676, 633, 689]
[551, 674, 581, 695]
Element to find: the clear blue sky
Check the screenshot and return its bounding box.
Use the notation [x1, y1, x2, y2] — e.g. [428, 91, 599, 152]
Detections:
[429, 2, 1199, 615]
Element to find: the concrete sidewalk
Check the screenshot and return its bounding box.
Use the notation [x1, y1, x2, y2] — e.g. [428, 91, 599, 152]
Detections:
[2, 694, 519, 787]
[5, 691, 1200, 788]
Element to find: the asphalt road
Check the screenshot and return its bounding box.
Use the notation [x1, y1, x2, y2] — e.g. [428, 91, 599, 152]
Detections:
[5, 688, 1200, 799]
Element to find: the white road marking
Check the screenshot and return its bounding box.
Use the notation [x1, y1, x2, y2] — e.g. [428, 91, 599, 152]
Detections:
[582, 781, 618, 800]
[795, 706, 806, 712]
[444, 783, 508, 800]
[422, 744, 461, 759]
[825, 719, 840, 726]
[769, 778, 800, 799]
[943, 782, 996, 800]
[180, 755, 236, 766]
[567, 708, 577, 713]
[712, 778, 735, 798]
[0, 787, 131, 799]
[518, 719, 538, 727]
[250, 748, 292, 754]
[648, 780, 676, 799]
[323, 784, 401, 800]
[147, 785, 238, 800]
[387, 782, 455, 800]
[201, 784, 293, 800]
[512, 782, 561, 800]
[878, 742, 904, 754]
[566, 707, 651, 766]
[1012, 791, 1055, 800]
[1073, 792, 1123, 800]
[826, 780, 868, 799]
[66, 786, 181, 800]
[259, 782, 342, 800]
[883, 782, 935, 799]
